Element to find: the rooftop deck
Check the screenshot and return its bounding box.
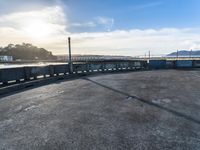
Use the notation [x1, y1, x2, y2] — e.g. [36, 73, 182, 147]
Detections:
[0, 70, 200, 150]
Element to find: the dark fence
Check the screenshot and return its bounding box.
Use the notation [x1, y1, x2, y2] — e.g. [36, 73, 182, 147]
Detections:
[0, 60, 147, 85]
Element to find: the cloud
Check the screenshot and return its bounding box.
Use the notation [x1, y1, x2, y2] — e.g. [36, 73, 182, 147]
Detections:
[129, 1, 163, 11]
[70, 17, 114, 32]
[0, 6, 66, 28]
[71, 22, 96, 28]
[96, 17, 114, 31]
[70, 28, 200, 56]
[0, 6, 68, 54]
[0, 6, 200, 56]
[0, 0, 61, 15]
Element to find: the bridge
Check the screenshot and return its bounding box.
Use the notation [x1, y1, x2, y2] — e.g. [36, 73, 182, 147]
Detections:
[0, 60, 200, 149]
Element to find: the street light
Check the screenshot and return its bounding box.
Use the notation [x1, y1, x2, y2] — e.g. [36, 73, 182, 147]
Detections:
[68, 37, 73, 74]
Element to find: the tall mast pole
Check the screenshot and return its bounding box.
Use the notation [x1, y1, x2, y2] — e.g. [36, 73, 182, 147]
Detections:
[149, 50, 151, 59]
[68, 37, 73, 74]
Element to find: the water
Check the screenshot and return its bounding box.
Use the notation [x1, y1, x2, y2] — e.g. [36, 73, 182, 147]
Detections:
[0, 62, 68, 69]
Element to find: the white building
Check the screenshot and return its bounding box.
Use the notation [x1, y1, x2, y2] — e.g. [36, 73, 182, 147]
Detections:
[0, 55, 13, 62]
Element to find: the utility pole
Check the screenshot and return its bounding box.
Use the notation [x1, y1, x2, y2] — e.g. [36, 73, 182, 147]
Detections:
[190, 49, 192, 58]
[176, 50, 179, 59]
[149, 51, 151, 59]
[68, 37, 73, 74]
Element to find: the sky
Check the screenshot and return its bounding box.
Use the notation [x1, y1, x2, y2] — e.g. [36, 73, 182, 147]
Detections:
[0, 0, 200, 56]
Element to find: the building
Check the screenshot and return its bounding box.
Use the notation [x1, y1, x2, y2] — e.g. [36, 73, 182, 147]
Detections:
[0, 55, 13, 62]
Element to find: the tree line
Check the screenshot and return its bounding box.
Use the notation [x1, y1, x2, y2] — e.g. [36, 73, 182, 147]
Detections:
[0, 43, 56, 60]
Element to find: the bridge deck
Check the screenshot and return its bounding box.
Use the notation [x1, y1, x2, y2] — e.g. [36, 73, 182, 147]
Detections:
[0, 70, 200, 150]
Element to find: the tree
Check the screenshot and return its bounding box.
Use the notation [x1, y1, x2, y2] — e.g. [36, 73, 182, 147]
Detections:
[0, 43, 56, 60]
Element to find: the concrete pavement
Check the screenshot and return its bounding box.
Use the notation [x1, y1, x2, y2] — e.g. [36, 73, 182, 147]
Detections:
[0, 70, 200, 150]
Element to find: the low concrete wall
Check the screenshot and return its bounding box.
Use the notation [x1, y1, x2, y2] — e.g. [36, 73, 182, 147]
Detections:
[148, 60, 166, 69]
[175, 60, 193, 68]
[2, 59, 200, 87]
[0, 60, 147, 86]
[193, 60, 200, 68]
[148, 60, 200, 69]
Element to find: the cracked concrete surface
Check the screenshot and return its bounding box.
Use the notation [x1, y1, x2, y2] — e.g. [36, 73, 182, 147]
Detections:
[0, 70, 200, 150]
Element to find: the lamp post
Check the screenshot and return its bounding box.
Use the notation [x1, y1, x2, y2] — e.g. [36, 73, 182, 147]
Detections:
[149, 50, 151, 59]
[176, 50, 179, 59]
[190, 49, 192, 58]
[68, 37, 73, 74]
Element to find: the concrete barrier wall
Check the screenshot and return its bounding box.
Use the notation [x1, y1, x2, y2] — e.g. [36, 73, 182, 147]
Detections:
[54, 64, 69, 75]
[148, 60, 200, 69]
[149, 60, 166, 69]
[0, 68, 25, 84]
[175, 60, 193, 68]
[166, 61, 175, 69]
[2, 59, 200, 86]
[0, 60, 146, 85]
[24, 66, 51, 79]
[89, 63, 103, 71]
[193, 60, 200, 68]
[73, 64, 88, 72]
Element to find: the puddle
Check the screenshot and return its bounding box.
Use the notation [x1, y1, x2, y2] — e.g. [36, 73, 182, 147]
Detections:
[24, 105, 38, 111]
[162, 98, 171, 103]
[152, 98, 171, 104]
[13, 105, 23, 113]
[126, 96, 133, 100]
[56, 91, 64, 94]
[152, 99, 162, 104]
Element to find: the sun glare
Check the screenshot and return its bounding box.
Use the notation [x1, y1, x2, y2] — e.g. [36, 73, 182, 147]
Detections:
[23, 20, 51, 39]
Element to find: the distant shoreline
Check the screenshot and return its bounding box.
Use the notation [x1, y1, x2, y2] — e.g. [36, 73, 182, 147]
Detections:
[0, 60, 68, 64]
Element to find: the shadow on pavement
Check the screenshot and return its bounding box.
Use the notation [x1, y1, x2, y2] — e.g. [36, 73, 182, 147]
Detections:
[84, 77, 200, 125]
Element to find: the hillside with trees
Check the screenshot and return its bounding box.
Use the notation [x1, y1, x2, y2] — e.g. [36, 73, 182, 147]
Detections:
[0, 43, 56, 60]
[168, 50, 200, 56]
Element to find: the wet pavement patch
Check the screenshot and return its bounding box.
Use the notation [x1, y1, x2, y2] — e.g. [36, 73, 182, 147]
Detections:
[126, 96, 134, 100]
